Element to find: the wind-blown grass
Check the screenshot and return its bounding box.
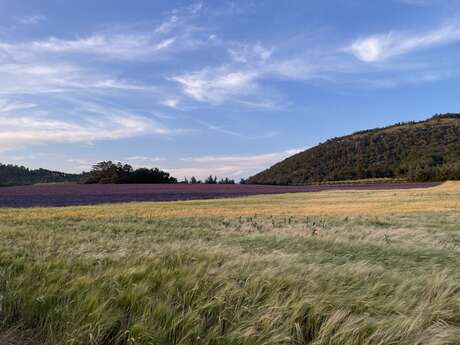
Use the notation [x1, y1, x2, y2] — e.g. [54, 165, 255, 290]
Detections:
[0, 183, 459, 344]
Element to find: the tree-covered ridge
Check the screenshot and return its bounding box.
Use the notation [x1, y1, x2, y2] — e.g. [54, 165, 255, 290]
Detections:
[0, 164, 81, 186]
[248, 113, 460, 185]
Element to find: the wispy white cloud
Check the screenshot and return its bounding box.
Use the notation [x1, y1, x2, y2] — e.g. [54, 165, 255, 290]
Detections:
[171, 38, 327, 106]
[155, 15, 180, 34]
[228, 43, 274, 63]
[28, 34, 177, 60]
[15, 14, 46, 25]
[347, 23, 460, 62]
[171, 148, 305, 179]
[0, 111, 169, 151]
[1, 4, 209, 63]
[169, 38, 297, 106]
[67, 158, 97, 173]
[188, 1, 204, 15]
[201, 122, 246, 138]
[3, 153, 44, 161]
[263, 58, 321, 80]
[0, 33, 177, 62]
[171, 68, 259, 104]
[180, 149, 302, 163]
[126, 156, 166, 163]
[0, 63, 156, 96]
[171, 56, 324, 106]
[161, 98, 181, 109]
[197, 120, 278, 139]
[0, 93, 175, 151]
[0, 99, 36, 113]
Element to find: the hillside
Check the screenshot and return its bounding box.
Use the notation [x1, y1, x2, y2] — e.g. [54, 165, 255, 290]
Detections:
[0, 163, 81, 186]
[248, 113, 460, 184]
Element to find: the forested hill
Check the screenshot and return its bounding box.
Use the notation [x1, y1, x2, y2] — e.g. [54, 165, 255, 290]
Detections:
[0, 164, 81, 186]
[248, 113, 460, 185]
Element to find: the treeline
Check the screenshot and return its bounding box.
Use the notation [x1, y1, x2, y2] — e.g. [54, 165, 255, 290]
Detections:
[248, 113, 460, 184]
[180, 175, 236, 184]
[83, 161, 177, 184]
[0, 164, 81, 186]
[0, 160, 240, 186]
[82, 161, 237, 185]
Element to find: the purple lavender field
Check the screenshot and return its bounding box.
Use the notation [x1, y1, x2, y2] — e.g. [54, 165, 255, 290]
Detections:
[0, 182, 439, 208]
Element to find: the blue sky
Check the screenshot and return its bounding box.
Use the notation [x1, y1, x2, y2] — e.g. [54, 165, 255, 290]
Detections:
[1, 0, 460, 179]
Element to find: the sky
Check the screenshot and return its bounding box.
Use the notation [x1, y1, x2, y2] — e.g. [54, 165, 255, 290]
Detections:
[1, 0, 460, 180]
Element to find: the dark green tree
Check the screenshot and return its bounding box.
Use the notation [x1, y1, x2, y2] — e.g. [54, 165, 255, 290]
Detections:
[205, 175, 218, 184]
[83, 161, 177, 184]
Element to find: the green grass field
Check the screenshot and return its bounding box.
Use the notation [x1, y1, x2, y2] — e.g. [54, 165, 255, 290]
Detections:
[1, 184, 460, 344]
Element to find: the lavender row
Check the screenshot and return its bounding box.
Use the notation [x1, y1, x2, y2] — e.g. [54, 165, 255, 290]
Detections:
[0, 182, 439, 208]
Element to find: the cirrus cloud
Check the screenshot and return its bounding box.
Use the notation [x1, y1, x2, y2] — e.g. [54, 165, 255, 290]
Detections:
[347, 22, 460, 62]
[171, 68, 259, 104]
[0, 112, 169, 151]
[15, 14, 46, 25]
[171, 148, 305, 180]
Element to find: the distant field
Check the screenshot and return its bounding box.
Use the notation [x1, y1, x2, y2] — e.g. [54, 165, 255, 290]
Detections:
[0, 182, 459, 344]
[0, 181, 439, 207]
